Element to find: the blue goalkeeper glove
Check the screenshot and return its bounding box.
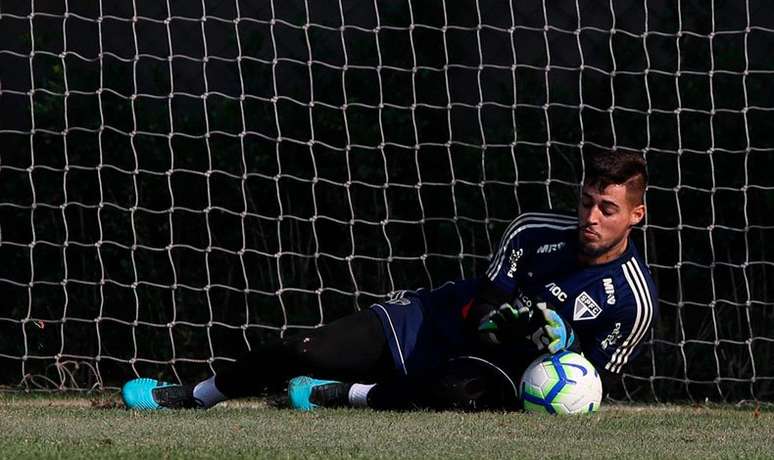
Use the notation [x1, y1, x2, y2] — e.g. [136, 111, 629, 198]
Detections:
[477, 300, 531, 345]
[537, 302, 576, 354]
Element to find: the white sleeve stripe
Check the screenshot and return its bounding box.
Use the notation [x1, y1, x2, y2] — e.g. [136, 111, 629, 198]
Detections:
[487, 222, 578, 280]
[487, 212, 577, 278]
[496, 212, 577, 245]
[609, 262, 644, 373]
[622, 259, 655, 367]
[617, 259, 654, 371]
[486, 213, 574, 278]
[621, 261, 651, 370]
[486, 214, 577, 279]
[610, 262, 639, 371]
[624, 260, 655, 369]
[609, 259, 654, 373]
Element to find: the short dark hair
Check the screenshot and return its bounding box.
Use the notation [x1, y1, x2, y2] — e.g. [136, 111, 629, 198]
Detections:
[584, 149, 647, 205]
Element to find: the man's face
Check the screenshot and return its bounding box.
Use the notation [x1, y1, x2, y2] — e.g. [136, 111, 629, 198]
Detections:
[577, 182, 645, 263]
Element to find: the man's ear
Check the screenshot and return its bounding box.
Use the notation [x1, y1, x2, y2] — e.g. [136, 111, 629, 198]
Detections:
[630, 204, 645, 227]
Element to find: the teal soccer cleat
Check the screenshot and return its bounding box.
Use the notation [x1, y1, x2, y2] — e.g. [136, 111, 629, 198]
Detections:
[288, 376, 349, 411]
[121, 378, 200, 410]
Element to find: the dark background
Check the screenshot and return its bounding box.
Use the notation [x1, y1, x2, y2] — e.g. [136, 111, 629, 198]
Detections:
[1, 0, 773, 402]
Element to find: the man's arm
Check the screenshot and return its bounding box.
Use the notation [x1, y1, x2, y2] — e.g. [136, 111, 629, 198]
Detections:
[484, 212, 577, 294]
[583, 300, 655, 377]
[462, 277, 514, 334]
[470, 294, 583, 357]
[465, 212, 577, 333]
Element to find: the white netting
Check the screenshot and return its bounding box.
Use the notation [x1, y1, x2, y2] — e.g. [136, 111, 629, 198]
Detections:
[0, 0, 773, 401]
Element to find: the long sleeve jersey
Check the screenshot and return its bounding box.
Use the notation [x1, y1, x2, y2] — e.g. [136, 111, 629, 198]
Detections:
[479, 210, 658, 374]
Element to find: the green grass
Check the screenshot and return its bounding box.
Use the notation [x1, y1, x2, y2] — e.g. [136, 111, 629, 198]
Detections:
[0, 395, 772, 459]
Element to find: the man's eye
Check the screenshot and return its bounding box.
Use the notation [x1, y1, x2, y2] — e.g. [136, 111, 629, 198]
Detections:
[602, 207, 615, 216]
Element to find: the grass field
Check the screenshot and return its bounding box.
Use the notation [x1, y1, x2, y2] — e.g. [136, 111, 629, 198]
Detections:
[0, 395, 772, 459]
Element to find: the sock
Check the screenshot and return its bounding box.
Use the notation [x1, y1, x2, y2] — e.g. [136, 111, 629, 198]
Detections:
[193, 376, 227, 408]
[348, 383, 376, 408]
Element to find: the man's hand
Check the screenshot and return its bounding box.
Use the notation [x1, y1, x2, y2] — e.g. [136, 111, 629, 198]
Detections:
[537, 302, 576, 354]
[477, 300, 531, 345]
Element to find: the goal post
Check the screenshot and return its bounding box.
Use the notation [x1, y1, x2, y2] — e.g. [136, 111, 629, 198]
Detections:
[0, 0, 773, 402]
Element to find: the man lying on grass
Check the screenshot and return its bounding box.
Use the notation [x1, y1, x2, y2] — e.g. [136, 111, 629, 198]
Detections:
[122, 149, 657, 411]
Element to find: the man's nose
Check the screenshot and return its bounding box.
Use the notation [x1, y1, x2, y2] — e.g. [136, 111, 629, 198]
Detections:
[586, 206, 601, 224]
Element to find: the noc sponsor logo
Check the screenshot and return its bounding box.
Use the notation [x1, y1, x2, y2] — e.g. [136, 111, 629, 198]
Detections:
[603, 278, 616, 305]
[506, 248, 524, 278]
[544, 282, 568, 303]
[573, 291, 602, 321]
[536, 242, 566, 254]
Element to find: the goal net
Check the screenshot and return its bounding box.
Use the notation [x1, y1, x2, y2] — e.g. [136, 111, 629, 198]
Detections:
[1, 0, 773, 402]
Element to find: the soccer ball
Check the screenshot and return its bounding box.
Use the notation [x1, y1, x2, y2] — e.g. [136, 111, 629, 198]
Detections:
[519, 351, 602, 415]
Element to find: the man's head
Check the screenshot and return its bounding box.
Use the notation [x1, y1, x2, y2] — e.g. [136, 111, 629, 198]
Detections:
[577, 149, 647, 264]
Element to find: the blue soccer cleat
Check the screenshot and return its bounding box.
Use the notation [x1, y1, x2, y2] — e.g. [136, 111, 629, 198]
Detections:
[288, 376, 348, 411]
[122, 378, 200, 410]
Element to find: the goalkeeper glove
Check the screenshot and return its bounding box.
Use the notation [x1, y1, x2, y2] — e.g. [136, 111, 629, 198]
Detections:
[477, 299, 531, 345]
[536, 302, 576, 354]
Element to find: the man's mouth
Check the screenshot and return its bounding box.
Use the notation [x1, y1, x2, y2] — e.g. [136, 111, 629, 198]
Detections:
[581, 226, 599, 239]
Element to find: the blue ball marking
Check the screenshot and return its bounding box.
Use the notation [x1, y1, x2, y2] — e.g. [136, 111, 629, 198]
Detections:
[564, 362, 587, 379]
[521, 389, 557, 415]
[523, 352, 597, 414]
[543, 354, 568, 405]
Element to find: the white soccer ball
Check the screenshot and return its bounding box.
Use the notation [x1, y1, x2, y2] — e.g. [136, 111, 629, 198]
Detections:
[519, 351, 603, 415]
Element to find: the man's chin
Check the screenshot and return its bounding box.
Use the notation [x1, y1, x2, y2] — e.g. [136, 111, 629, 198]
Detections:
[578, 241, 609, 259]
[578, 233, 629, 262]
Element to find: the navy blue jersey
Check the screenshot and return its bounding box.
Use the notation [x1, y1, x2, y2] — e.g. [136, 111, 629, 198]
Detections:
[484, 211, 658, 373]
[370, 210, 658, 381]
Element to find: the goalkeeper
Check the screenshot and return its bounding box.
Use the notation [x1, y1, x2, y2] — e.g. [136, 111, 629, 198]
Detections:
[122, 149, 657, 411]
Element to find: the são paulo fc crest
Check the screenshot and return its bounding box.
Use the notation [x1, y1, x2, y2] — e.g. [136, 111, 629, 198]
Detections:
[573, 291, 602, 321]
